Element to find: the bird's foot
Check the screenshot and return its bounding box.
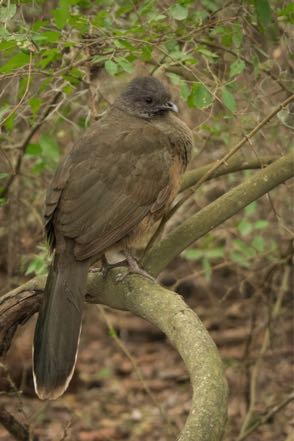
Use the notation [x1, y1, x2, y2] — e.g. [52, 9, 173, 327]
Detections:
[100, 255, 128, 279]
[115, 252, 155, 282]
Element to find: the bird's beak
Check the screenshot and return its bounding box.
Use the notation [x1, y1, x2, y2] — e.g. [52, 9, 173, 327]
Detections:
[162, 101, 178, 113]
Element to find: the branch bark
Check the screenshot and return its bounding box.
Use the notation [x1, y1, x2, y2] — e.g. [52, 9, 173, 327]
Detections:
[181, 155, 277, 192]
[0, 405, 39, 441]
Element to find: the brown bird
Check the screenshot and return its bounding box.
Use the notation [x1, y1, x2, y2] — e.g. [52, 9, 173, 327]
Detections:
[33, 76, 193, 400]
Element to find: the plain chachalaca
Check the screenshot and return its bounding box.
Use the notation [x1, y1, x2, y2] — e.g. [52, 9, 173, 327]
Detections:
[33, 76, 193, 400]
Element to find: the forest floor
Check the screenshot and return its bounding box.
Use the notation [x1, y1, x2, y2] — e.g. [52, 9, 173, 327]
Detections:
[0, 258, 293, 441]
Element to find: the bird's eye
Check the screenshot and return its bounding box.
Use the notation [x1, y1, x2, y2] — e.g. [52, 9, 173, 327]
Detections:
[145, 97, 153, 104]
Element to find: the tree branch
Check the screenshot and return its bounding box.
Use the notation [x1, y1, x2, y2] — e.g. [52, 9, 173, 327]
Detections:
[181, 155, 277, 192]
[0, 405, 39, 441]
[143, 151, 294, 275]
[0, 272, 228, 441]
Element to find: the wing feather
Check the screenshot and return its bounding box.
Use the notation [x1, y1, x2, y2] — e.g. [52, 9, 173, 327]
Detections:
[46, 121, 173, 260]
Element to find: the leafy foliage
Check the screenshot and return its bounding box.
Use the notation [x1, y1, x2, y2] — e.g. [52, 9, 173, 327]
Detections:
[0, 0, 291, 289]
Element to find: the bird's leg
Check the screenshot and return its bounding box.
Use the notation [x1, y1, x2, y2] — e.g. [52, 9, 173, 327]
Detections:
[100, 254, 128, 279]
[122, 248, 155, 282]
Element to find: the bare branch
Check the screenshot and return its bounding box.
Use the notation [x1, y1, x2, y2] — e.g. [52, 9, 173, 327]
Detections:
[237, 391, 294, 441]
[181, 155, 277, 192]
[0, 406, 39, 441]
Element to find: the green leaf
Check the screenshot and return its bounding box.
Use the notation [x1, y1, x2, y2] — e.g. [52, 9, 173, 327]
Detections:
[140, 44, 153, 61]
[230, 251, 251, 268]
[202, 0, 218, 12]
[170, 4, 188, 21]
[31, 19, 48, 32]
[29, 97, 42, 117]
[0, 53, 30, 73]
[104, 60, 118, 76]
[37, 49, 59, 69]
[93, 10, 112, 28]
[53, 6, 69, 29]
[109, 328, 117, 337]
[116, 58, 134, 73]
[254, 0, 272, 29]
[0, 105, 10, 122]
[5, 113, 15, 131]
[41, 31, 61, 43]
[254, 220, 269, 230]
[148, 12, 166, 22]
[31, 159, 46, 174]
[63, 67, 83, 86]
[251, 236, 265, 252]
[25, 256, 47, 276]
[202, 257, 212, 280]
[180, 83, 190, 101]
[113, 39, 136, 51]
[222, 87, 236, 113]
[188, 83, 213, 109]
[95, 367, 113, 380]
[0, 4, 17, 22]
[233, 239, 256, 258]
[232, 24, 243, 48]
[91, 55, 110, 64]
[197, 47, 218, 59]
[205, 248, 224, 259]
[238, 219, 253, 236]
[213, 24, 243, 48]
[229, 59, 245, 78]
[167, 72, 182, 86]
[183, 249, 203, 261]
[278, 4, 294, 24]
[0, 172, 9, 180]
[26, 143, 42, 156]
[40, 134, 60, 165]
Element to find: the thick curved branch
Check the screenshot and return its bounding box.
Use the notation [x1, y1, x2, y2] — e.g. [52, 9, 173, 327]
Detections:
[143, 152, 294, 275]
[181, 155, 277, 192]
[0, 272, 228, 441]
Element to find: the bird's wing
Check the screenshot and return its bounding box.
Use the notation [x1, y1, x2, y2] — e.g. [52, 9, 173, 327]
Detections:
[45, 124, 173, 260]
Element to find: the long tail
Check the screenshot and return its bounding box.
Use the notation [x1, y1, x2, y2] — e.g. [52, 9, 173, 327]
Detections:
[33, 245, 90, 400]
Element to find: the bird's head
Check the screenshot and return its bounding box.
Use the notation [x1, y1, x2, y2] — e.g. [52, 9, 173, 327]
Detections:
[116, 76, 178, 118]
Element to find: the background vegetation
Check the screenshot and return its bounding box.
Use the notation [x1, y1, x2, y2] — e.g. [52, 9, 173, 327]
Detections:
[0, 0, 293, 440]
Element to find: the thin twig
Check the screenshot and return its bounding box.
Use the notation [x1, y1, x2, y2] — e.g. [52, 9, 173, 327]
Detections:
[237, 391, 294, 441]
[0, 52, 33, 175]
[237, 265, 291, 440]
[0, 90, 63, 198]
[0, 53, 33, 128]
[193, 39, 292, 95]
[97, 305, 177, 435]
